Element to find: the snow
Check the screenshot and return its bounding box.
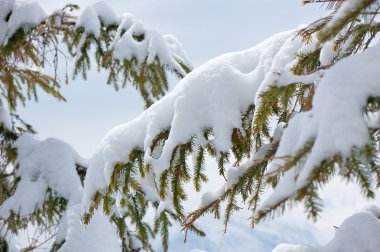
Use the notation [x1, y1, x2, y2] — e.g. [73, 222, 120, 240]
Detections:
[3, 1, 380, 250]
[323, 212, 380, 252]
[164, 34, 193, 69]
[255, 28, 320, 107]
[91, 1, 119, 27]
[320, 0, 365, 39]
[82, 29, 297, 213]
[257, 41, 380, 215]
[0, 133, 122, 251]
[58, 204, 121, 252]
[0, 134, 86, 218]
[76, 6, 101, 37]
[273, 205, 380, 252]
[0, 107, 12, 130]
[0, 176, 46, 217]
[75, 2, 191, 76]
[319, 41, 338, 66]
[319, 34, 353, 66]
[0, 0, 47, 45]
[76, 1, 119, 37]
[110, 14, 190, 76]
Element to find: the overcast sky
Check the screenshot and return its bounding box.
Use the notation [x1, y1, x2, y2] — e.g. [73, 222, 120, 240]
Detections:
[16, 1, 380, 251]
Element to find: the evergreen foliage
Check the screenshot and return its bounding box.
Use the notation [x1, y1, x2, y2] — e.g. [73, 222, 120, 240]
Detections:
[0, 1, 190, 251]
[83, 1, 380, 250]
[2, 0, 380, 251]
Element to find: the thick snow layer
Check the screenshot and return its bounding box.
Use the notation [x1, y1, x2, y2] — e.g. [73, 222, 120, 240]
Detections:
[0, 0, 47, 45]
[322, 0, 364, 36]
[110, 14, 190, 74]
[82, 29, 297, 213]
[0, 134, 86, 218]
[0, 107, 12, 130]
[76, 6, 101, 37]
[272, 205, 380, 252]
[91, 1, 119, 27]
[58, 204, 121, 252]
[0, 133, 120, 251]
[319, 41, 338, 66]
[255, 28, 320, 108]
[75, 2, 191, 75]
[77, 1, 119, 35]
[258, 41, 380, 216]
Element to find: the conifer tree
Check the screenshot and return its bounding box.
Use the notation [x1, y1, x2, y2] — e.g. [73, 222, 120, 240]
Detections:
[2, 0, 380, 251]
[0, 0, 191, 250]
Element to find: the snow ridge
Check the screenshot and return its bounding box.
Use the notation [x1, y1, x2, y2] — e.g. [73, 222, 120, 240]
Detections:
[82, 29, 298, 214]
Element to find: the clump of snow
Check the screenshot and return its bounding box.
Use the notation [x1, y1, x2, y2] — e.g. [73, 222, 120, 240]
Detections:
[319, 33, 353, 66]
[319, 40, 338, 66]
[164, 34, 193, 69]
[273, 205, 380, 252]
[91, 1, 119, 27]
[254, 28, 321, 107]
[258, 41, 380, 218]
[320, 0, 366, 40]
[0, 0, 47, 45]
[58, 204, 121, 252]
[0, 134, 86, 218]
[75, 2, 190, 76]
[0, 133, 122, 251]
[82, 29, 297, 214]
[110, 14, 190, 75]
[322, 212, 380, 252]
[77, 1, 119, 35]
[0, 107, 12, 130]
[76, 6, 101, 37]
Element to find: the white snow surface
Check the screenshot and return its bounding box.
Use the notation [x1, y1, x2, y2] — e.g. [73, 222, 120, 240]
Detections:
[0, 107, 12, 130]
[0, 0, 46, 45]
[273, 205, 380, 252]
[110, 13, 190, 74]
[76, 1, 119, 37]
[258, 41, 380, 214]
[0, 0, 190, 78]
[91, 1, 119, 27]
[0, 134, 122, 251]
[322, 0, 364, 36]
[58, 204, 121, 252]
[76, 5, 101, 37]
[0, 134, 86, 218]
[82, 29, 298, 213]
[75, 2, 191, 74]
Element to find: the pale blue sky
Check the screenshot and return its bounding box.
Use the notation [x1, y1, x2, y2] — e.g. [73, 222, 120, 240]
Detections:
[16, 1, 380, 251]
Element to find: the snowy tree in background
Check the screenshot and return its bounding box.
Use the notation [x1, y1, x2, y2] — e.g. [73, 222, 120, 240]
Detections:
[0, 0, 191, 250]
[1, 0, 380, 251]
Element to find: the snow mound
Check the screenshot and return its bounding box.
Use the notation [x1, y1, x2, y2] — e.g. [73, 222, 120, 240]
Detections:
[0, 107, 12, 130]
[82, 29, 299, 213]
[273, 205, 380, 252]
[76, 2, 191, 75]
[258, 42, 380, 213]
[0, 0, 47, 45]
[58, 204, 120, 252]
[0, 134, 86, 218]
